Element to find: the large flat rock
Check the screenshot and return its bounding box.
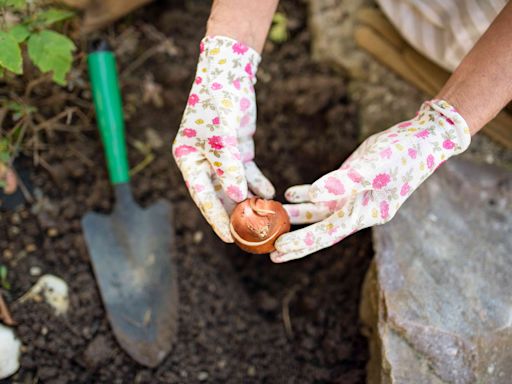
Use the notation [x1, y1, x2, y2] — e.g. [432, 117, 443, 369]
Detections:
[360, 158, 512, 383]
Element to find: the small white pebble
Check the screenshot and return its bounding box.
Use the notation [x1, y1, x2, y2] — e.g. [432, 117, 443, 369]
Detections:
[428, 213, 438, 222]
[19, 274, 69, 315]
[488, 364, 495, 374]
[198, 371, 209, 381]
[30, 266, 42, 276]
[193, 231, 204, 244]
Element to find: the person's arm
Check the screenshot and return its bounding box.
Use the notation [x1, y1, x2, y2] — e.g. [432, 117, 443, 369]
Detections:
[437, 1, 512, 135]
[172, 1, 279, 242]
[206, 0, 279, 53]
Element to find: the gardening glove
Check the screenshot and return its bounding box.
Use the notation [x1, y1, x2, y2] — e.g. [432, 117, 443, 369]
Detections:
[272, 99, 471, 263]
[173, 36, 275, 242]
[0, 161, 17, 195]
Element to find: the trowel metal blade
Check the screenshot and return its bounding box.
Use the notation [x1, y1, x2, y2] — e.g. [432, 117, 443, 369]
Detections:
[82, 199, 178, 367]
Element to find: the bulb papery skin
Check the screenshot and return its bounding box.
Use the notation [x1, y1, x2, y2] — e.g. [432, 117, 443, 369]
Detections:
[230, 197, 291, 254]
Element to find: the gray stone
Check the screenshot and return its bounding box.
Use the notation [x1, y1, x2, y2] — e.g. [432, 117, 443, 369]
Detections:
[361, 158, 512, 384]
[465, 134, 512, 171]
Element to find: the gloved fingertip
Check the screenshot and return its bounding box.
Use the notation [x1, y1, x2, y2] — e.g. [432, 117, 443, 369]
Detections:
[273, 234, 291, 253]
[213, 223, 235, 243]
[245, 163, 276, 199]
[257, 182, 275, 199]
[284, 185, 311, 203]
[270, 250, 287, 263]
[224, 235, 235, 244]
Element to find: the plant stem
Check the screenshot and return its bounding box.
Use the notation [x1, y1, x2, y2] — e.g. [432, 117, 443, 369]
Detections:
[0, 291, 15, 326]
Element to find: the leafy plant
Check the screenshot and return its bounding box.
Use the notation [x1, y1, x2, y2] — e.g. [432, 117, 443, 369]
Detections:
[0, 98, 37, 170]
[0, 0, 76, 85]
[0, 264, 10, 290]
[0, 0, 76, 179]
[269, 12, 288, 44]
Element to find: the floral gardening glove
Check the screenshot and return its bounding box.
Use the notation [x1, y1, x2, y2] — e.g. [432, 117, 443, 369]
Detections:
[172, 36, 275, 242]
[271, 100, 471, 263]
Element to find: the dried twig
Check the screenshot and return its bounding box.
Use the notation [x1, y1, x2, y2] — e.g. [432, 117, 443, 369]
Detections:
[0, 292, 16, 326]
[24, 73, 52, 98]
[129, 139, 155, 176]
[38, 156, 57, 180]
[120, 44, 162, 79]
[0, 107, 8, 129]
[13, 167, 34, 204]
[33, 108, 79, 132]
[282, 284, 300, 339]
[69, 146, 95, 167]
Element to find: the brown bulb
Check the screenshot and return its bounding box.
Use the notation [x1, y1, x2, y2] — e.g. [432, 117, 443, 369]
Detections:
[230, 197, 291, 254]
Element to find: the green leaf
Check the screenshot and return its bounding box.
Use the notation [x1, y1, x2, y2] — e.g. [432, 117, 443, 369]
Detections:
[269, 12, 288, 44]
[37, 8, 74, 26]
[0, 138, 10, 163]
[0, 0, 25, 9]
[27, 30, 76, 85]
[0, 31, 22, 74]
[0, 265, 10, 290]
[8, 24, 30, 43]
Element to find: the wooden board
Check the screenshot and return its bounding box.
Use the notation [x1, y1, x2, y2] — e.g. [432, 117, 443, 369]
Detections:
[355, 7, 512, 149]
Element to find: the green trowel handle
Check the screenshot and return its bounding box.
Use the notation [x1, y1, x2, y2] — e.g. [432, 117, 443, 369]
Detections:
[88, 42, 129, 185]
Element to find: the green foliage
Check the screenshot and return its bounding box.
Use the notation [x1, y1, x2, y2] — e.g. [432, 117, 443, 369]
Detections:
[269, 12, 288, 44]
[0, 0, 76, 85]
[0, 137, 10, 163]
[0, 31, 22, 74]
[36, 8, 75, 26]
[0, 265, 10, 290]
[8, 24, 30, 42]
[28, 30, 75, 85]
[0, 100, 37, 169]
[0, 0, 25, 10]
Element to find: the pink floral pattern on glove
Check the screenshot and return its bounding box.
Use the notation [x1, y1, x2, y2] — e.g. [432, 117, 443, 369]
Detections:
[172, 36, 275, 243]
[272, 100, 471, 263]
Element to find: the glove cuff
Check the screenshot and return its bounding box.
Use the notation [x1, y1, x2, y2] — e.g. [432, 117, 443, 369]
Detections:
[425, 99, 472, 154]
[200, 35, 261, 82]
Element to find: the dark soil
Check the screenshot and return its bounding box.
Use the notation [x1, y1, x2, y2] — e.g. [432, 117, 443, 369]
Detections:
[1, 1, 372, 383]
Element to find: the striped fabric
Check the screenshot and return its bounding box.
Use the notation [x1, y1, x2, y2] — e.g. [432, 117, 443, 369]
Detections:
[376, 0, 507, 71]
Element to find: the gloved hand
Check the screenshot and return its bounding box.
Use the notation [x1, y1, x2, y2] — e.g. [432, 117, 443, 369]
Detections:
[272, 100, 471, 263]
[173, 36, 275, 242]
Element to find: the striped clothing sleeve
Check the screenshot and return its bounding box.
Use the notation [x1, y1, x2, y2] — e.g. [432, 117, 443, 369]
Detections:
[376, 0, 507, 71]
